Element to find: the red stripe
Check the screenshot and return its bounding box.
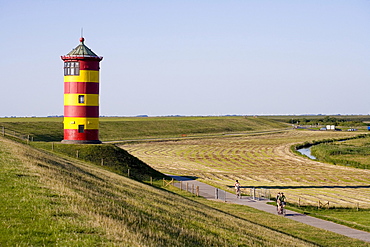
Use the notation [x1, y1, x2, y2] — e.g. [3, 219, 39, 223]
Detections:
[64, 106, 99, 117]
[79, 60, 100, 70]
[64, 82, 99, 94]
[64, 129, 99, 141]
[61, 56, 102, 68]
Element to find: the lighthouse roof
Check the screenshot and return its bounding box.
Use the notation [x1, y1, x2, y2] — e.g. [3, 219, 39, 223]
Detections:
[66, 37, 100, 57]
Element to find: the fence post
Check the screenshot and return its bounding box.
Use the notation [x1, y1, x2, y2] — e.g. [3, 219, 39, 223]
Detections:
[2, 126, 4, 136]
[215, 188, 218, 199]
[192, 184, 194, 194]
[150, 177, 153, 185]
[298, 197, 301, 207]
[101, 158, 104, 166]
[127, 169, 130, 177]
[196, 186, 199, 196]
[76, 150, 79, 158]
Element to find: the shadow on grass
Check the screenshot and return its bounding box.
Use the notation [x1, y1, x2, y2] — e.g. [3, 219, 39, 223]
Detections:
[166, 175, 199, 181]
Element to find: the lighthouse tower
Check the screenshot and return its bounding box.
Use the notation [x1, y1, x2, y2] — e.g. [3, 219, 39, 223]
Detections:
[61, 37, 103, 144]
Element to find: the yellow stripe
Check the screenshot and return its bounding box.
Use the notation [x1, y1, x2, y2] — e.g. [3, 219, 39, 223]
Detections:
[64, 70, 99, 83]
[64, 117, 99, 129]
[64, 94, 99, 106]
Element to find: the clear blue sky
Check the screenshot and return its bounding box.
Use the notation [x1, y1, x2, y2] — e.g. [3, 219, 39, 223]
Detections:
[1, 0, 369, 117]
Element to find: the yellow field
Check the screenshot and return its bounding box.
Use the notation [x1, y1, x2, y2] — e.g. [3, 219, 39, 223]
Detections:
[120, 130, 370, 208]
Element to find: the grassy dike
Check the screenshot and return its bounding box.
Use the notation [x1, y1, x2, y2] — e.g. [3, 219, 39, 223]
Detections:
[1, 137, 370, 246]
[31, 142, 164, 182]
[0, 116, 287, 142]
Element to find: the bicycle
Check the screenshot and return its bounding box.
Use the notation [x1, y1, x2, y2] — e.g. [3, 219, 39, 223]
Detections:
[235, 187, 241, 198]
[276, 200, 286, 216]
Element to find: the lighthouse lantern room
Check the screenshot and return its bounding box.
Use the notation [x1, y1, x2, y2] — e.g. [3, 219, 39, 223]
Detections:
[61, 37, 103, 144]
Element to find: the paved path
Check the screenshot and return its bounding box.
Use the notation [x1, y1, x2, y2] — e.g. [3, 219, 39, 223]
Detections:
[167, 175, 370, 243]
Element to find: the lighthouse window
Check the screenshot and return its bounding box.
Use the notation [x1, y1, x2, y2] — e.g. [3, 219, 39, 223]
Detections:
[78, 95, 85, 104]
[78, 125, 85, 133]
[64, 62, 80, 75]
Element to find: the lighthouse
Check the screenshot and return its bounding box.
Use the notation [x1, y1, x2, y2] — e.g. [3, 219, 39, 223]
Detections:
[61, 37, 103, 144]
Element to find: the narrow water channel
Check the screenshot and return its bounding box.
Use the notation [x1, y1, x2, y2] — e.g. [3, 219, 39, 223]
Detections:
[296, 147, 317, 159]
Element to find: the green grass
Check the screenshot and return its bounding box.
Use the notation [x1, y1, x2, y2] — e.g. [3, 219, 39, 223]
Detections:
[100, 116, 287, 141]
[315, 209, 370, 232]
[0, 121, 63, 141]
[2, 136, 370, 245]
[0, 138, 109, 246]
[0, 116, 287, 142]
[2, 116, 370, 245]
[311, 135, 370, 169]
[283, 205, 370, 233]
[264, 115, 370, 127]
[31, 142, 164, 181]
[0, 117, 63, 123]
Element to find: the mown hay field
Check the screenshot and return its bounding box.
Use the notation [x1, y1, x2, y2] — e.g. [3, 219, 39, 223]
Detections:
[120, 130, 370, 209]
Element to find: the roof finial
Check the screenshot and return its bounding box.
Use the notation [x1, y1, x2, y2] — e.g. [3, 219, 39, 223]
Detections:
[80, 28, 84, 43]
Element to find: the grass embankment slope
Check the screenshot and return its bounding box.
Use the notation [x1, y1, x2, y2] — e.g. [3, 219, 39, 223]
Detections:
[100, 116, 287, 140]
[1, 137, 368, 245]
[0, 116, 287, 142]
[32, 142, 163, 181]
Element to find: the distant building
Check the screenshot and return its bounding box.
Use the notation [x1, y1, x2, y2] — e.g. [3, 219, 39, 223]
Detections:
[326, 125, 335, 130]
[61, 37, 103, 144]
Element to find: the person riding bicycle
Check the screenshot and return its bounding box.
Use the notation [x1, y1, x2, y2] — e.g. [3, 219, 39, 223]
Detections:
[276, 192, 281, 209]
[234, 180, 241, 198]
[277, 192, 286, 214]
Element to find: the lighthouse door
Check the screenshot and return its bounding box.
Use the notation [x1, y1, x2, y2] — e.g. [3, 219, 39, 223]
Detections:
[78, 125, 85, 133]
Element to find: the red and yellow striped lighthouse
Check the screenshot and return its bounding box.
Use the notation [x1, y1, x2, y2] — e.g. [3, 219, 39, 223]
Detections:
[61, 37, 103, 144]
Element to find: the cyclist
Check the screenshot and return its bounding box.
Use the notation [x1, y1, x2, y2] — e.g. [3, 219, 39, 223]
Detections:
[234, 180, 241, 198]
[280, 193, 286, 206]
[276, 192, 281, 211]
[277, 192, 286, 215]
